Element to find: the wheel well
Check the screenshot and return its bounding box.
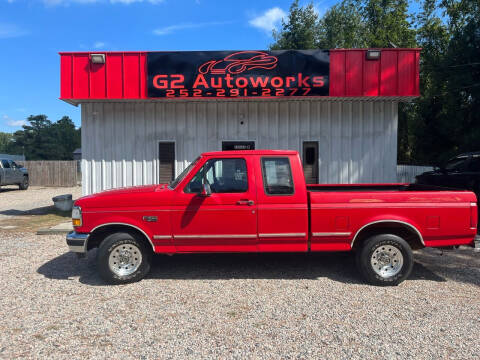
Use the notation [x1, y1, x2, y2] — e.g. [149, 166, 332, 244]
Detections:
[352, 221, 424, 251]
[87, 224, 154, 252]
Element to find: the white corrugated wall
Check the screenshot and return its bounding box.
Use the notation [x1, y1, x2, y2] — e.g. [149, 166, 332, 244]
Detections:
[81, 99, 398, 195]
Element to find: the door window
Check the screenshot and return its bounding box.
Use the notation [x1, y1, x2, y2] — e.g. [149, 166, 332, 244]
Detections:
[1, 160, 10, 168]
[261, 157, 294, 195]
[445, 156, 467, 171]
[185, 158, 248, 194]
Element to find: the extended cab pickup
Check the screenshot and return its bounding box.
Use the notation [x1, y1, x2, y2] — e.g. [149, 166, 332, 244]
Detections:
[67, 150, 480, 285]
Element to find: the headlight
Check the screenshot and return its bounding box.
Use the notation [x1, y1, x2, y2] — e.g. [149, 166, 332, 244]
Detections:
[72, 206, 82, 227]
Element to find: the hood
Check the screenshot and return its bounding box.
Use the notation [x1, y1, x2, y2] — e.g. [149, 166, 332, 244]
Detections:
[75, 184, 173, 209]
[84, 184, 161, 197]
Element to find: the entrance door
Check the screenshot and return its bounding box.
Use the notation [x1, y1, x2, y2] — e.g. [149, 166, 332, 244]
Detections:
[222, 141, 255, 151]
[172, 156, 258, 252]
[158, 142, 175, 183]
[303, 141, 319, 184]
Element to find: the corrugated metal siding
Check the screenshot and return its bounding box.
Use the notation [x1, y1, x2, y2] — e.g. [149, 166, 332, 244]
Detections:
[330, 49, 420, 97]
[81, 99, 398, 195]
[397, 165, 433, 183]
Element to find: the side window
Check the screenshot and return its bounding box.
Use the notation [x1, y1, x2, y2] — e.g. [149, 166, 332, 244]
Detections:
[1, 160, 10, 168]
[445, 156, 467, 171]
[185, 158, 248, 194]
[261, 157, 294, 195]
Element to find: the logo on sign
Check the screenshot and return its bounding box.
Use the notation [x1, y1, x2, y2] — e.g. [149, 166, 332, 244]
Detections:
[198, 51, 278, 75]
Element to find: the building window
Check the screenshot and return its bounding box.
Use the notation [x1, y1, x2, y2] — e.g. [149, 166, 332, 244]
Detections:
[158, 142, 175, 183]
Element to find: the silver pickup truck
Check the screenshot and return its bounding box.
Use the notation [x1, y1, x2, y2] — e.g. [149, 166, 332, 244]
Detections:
[0, 159, 29, 190]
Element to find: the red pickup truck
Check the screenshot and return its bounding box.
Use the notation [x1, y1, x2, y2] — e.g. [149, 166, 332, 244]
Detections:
[67, 150, 479, 286]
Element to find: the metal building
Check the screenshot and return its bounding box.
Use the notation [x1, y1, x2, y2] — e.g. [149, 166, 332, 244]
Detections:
[59, 49, 420, 195]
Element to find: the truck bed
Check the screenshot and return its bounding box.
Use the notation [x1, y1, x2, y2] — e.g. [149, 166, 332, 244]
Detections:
[307, 184, 477, 251]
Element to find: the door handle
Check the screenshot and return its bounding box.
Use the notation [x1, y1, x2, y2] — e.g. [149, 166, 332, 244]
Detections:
[237, 199, 254, 206]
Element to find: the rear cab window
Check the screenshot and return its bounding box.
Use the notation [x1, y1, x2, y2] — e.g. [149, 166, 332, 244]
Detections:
[261, 157, 294, 195]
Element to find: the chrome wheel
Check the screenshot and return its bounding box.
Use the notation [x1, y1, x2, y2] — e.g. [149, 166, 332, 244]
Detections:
[370, 244, 404, 278]
[108, 243, 142, 277]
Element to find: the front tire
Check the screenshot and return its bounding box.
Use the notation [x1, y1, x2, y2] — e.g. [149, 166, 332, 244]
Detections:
[356, 234, 414, 286]
[97, 232, 152, 284]
[19, 176, 28, 190]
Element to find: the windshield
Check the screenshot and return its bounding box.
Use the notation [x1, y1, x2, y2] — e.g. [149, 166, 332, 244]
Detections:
[168, 157, 200, 189]
[444, 156, 468, 171]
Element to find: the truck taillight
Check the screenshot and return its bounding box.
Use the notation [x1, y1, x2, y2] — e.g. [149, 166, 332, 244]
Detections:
[470, 203, 478, 229]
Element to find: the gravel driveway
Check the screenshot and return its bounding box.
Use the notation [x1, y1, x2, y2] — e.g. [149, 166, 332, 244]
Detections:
[0, 230, 478, 359]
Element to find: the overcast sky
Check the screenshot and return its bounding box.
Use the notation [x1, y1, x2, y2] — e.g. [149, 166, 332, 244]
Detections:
[0, 0, 340, 133]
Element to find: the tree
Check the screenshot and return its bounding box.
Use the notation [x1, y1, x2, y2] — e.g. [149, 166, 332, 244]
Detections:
[51, 116, 81, 160]
[407, 0, 480, 165]
[7, 115, 81, 160]
[273, 0, 416, 50]
[0, 132, 13, 153]
[362, 0, 416, 48]
[317, 0, 367, 49]
[270, 0, 319, 50]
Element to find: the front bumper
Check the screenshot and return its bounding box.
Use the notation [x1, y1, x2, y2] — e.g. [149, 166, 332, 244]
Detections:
[475, 235, 480, 253]
[66, 231, 89, 253]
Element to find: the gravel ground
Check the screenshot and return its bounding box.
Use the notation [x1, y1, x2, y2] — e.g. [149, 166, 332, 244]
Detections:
[0, 186, 82, 220]
[0, 231, 479, 359]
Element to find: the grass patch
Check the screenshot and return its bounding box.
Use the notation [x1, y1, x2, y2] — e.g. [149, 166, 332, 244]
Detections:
[0, 206, 71, 233]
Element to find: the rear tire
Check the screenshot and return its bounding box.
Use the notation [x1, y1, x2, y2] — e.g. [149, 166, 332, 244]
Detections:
[19, 176, 28, 190]
[97, 232, 152, 284]
[356, 234, 413, 286]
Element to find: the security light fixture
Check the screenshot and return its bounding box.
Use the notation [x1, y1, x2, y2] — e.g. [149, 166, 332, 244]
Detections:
[366, 50, 381, 60]
[90, 54, 105, 64]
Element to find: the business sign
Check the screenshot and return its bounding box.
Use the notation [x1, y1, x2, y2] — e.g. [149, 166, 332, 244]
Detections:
[147, 50, 329, 98]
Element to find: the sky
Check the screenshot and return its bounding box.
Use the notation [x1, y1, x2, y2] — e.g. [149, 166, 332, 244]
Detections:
[0, 0, 341, 133]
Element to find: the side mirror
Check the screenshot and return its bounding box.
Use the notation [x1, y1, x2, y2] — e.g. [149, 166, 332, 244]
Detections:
[200, 183, 212, 197]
